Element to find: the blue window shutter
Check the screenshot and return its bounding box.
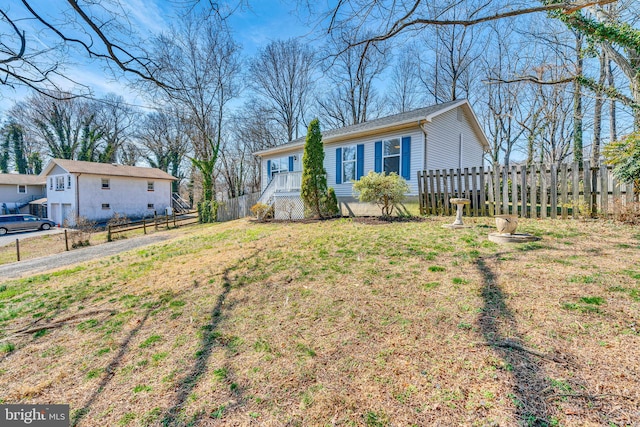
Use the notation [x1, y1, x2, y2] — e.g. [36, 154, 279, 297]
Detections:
[356, 144, 365, 179]
[335, 147, 342, 185]
[401, 136, 411, 180]
[266, 160, 271, 180]
[288, 156, 294, 172]
[374, 141, 382, 173]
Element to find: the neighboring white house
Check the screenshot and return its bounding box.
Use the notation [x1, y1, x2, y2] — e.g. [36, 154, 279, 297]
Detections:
[254, 99, 490, 218]
[0, 173, 46, 215]
[42, 159, 176, 225]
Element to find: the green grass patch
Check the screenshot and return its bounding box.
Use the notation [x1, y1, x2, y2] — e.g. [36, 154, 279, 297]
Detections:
[133, 384, 152, 393]
[139, 334, 162, 349]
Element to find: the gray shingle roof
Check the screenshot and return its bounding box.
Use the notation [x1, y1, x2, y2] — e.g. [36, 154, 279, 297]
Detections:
[254, 99, 467, 155]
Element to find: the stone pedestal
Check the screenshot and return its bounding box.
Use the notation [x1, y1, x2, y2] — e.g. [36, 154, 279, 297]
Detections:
[443, 198, 471, 229]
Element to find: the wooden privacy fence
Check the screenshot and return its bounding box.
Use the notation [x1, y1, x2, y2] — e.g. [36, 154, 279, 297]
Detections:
[417, 161, 637, 219]
[216, 192, 260, 222]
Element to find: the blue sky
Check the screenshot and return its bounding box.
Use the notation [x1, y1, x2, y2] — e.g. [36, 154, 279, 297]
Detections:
[0, 0, 314, 111]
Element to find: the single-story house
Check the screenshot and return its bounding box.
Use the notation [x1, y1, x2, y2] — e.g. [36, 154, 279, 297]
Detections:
[254, 99, 490, 218]
[0, 173, 46, 215]
[42, 159, 176, 226]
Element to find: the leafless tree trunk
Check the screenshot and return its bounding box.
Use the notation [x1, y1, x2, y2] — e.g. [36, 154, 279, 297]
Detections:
[146, 12, 241, 202]
[592, 48, 607, 165]
[384, 46, 423, 114]
[138, 109, 190, 192]
[319, 27, 389, 128]
[248, 39, 315, 142]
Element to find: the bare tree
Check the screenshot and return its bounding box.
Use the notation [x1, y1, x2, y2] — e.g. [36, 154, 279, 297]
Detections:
[384, 46, 424, 114]
[314, 1, 617, 49]
[147, 12, 241, 206]
[319, 27, 389, 128]
[94, 94, 139, 164]
[418, 15, 485, 103]
[248, 39, 315, 142]
[138, 110, 190, 192]
[10, 91, 100, 160]
[0, 1, 245, 97]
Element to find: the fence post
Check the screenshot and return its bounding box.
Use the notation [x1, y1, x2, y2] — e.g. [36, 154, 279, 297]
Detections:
[64, 229, 69, 251]
[173, 212, 176, 228]
[550, 164, 558, 219]
[520, 165, 528, 218]
[143, 219, 147, 234]
[166, 213, 169, 229]
[154, 211, 158, 230]
[591, 164, 598, 217]
[107, 225, 112, 242]
[16, 239, 20, 262]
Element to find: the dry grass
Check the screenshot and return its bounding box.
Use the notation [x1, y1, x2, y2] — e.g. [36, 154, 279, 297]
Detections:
[0, 217, 638, 426]
[0, 232, 110, 264]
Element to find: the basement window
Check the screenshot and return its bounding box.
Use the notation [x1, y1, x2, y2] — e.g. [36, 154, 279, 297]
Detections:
[147, 181, 154, 191]
[101, 178, 110, 189]
[147, 204, 154, 209]
[17, 185, 26, 194]
[102, 203, 110, 210]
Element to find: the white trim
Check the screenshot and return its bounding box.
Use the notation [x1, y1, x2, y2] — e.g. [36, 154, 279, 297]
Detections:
[342, 145, 357, 182]
[17, 184, 27, 194]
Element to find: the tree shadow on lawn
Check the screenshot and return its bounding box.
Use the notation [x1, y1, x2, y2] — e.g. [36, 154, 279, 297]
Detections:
[476, 254, 554, 426]
[160, 250, 259, 426]
[72, 306, 155, 427]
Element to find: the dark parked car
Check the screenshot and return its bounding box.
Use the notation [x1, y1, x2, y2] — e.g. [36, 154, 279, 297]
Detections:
[0, 214, 57, 235]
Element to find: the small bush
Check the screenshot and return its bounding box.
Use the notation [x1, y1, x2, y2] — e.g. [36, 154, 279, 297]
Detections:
[612, 200, 640, 225]
[107, 212, 129, 228]
[198, 200, 218, 223]
[250, 203, 274, 222]
[322, 187, 340, 218]
[68, 216, 97, 248]
[352, 171, 409, 217]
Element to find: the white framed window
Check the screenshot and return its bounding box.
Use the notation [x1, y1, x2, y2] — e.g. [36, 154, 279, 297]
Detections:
[102, 203, 110, 209]
[55, 176, 65, 191]
[270, 157, 288, 178]
[383, 138, 401, 175]
[147, 181, 154, 191]
[17, 185, 27, 194]
[147, 203, 154, 209]
[49, 178, 53, 190]
[67, 175, 71, 189]
[101, 178, 110, 189]
[342, 145, 356, 182]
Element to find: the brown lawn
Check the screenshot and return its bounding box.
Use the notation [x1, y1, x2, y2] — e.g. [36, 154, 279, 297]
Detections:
[0, 217, 638, 426]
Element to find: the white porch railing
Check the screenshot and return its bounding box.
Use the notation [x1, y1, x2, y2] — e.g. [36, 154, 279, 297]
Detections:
[258, 172, 302, 205]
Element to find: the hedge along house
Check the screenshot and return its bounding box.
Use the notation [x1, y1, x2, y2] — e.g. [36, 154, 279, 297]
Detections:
[0, 174, 46, 215]
[42, 159, 176, 226]
[254, 99, 490, 218]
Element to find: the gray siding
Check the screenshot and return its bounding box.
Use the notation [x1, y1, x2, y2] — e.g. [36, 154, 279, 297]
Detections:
[325, 128, 424, 197]
[425, 106, 484, 171]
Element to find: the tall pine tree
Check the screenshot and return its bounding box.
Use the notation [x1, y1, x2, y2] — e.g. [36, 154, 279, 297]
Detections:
[301, 119, 329, 218]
